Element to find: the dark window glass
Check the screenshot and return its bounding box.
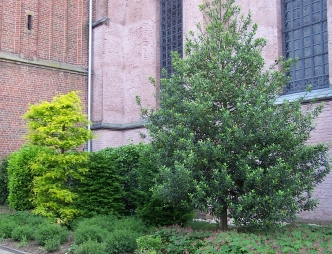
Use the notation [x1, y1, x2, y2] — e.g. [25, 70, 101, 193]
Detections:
[27, 15, 32, 30]
[160, 0, 182, 77]
[282, 0, 329, 94]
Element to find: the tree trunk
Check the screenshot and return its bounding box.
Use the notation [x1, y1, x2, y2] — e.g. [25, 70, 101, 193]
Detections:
[220, 205, 228, 231]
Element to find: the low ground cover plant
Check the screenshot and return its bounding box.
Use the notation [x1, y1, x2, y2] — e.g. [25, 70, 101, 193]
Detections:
[73, 214, 149, 254]
[0, 211, 70, 252]
[1, 208, 332, 253]
[141, 222, 332, 254]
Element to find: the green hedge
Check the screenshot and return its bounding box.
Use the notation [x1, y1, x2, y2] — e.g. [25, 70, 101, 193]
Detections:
[0, 158, 9, 205]
[75, 143, 194, 226]
[7, 145, 48, 211]
[74, 151, 125, 217]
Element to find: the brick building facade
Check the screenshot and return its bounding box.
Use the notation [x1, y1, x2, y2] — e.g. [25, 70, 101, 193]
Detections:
[0, 0, 331, 222]
[0, 0, 89, 158]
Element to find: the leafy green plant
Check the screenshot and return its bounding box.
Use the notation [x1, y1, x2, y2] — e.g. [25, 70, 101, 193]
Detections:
[44, 236, 61, 252]
[73, 240, 107, 254]
[7, 145, 46, 211]
[138, 0, 331, 230]
[34, 222, 69, 246]
[18, 236, 29, 248]
[146, 224, 332, 254]
[74, 224, 111, 245]
[0, 217, 18, 239]
[135, 235, 162, 254]
[103, 144, 194, 226]
[0, 158, 9, 205]
[106, 228, 141, 254]
[23, 91, 92, 224]
[74, 215, 115, 245]
[11, 224, 34, 241]
[196, 224, 332, 253]
[74, 215, 147, 254]
[137, 196, 194, 227]
[102, 144, 149, 215]
[153, 226, 211, 253]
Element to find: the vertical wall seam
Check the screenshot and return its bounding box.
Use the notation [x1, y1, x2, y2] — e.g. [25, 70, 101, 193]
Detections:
[0, 0, 3, 50]
[77, 0, 82, 65]
[64, 0, 68, 62]
[36, 0, 40, 58]
[14, 0, 21, 53]
[49, 0, 53, 59]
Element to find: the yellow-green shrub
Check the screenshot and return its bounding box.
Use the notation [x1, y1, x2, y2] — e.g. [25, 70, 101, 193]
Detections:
[23, 91, 92, 224]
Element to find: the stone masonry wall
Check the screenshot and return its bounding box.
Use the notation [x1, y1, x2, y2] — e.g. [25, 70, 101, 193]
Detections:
[91, 0, 159, 151]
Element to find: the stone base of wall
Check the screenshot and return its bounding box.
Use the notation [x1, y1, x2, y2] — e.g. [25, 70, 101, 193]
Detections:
[91, 128, 148, 151]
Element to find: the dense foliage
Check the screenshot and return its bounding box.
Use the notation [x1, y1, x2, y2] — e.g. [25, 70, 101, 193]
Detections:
[7, 145, 48, 211]
[73, 215, 147, 254]
[0, 158, 9, 205]
[102, 144, 151, 216]
[23, 91, 92, 224]
[74, 151, 125, 217]
[75, 143, 193, 226]
[138, 0, 331, 229]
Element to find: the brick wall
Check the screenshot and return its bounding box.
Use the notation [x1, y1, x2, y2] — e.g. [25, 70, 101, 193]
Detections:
[0, 0, 88, 65]
[0, 0, 88, 159]
[0, 63, 87, 159]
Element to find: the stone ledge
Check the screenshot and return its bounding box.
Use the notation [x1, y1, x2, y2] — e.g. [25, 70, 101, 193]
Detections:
[276, 87, 332, 104]
[91, 121, 147, 131]
[0, 52, 87, 75]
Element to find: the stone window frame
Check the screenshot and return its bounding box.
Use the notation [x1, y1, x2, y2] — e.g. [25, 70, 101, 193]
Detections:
[25, 10, 35, 34]
[278, 0, 332, 102]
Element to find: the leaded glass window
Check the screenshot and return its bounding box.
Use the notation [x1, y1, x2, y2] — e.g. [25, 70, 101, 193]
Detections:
[282, 0, 329, 94]
[160, 0, 183, 77]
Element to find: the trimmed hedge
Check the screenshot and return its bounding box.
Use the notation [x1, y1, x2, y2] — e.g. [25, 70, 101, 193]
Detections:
[75, 143, 194, 226]
[7, 145, 48, 211]
[0, 158, 9, 205]
[74, 151, 125, 217]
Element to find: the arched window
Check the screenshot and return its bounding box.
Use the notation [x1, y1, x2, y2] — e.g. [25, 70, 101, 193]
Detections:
[160, 0, 183, 77]
[282, 0, 329, 94]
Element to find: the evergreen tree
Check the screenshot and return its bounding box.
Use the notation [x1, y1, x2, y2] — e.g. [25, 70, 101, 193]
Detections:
[24, 91, 92, 224]
[138, 0, 330, 230]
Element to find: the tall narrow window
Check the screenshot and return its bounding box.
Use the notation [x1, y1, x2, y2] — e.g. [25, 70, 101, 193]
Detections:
[27, 15, 32, 31]
[160, 0, 183, 77]
[282, 0, 329, 94]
